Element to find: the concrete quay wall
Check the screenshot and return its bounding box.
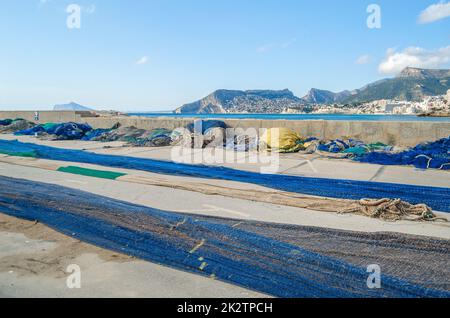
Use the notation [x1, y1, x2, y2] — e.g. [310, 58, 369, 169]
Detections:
[1, 111, 449, 146]
[83, 116, 450, 147]
[0, 111, 94, 123]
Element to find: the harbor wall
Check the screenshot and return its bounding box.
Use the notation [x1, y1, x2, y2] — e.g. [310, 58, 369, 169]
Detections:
[0, 111, 95, 123]
[1, 111, 449, 146]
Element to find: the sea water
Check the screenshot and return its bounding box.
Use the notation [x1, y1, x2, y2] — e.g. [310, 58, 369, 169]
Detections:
[128, 113, 450, 122]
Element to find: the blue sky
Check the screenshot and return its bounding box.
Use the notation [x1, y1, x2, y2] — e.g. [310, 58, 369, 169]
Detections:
[0, 0, 449, 111]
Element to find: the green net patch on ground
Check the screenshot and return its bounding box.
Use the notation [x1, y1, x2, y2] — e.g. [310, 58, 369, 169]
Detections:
[0, 149, 37, 158]
[57, 166, 127, 180]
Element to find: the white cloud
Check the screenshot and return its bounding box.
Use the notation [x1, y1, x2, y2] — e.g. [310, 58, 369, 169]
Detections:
[418, 1, 450, 24]
[136, 56, 149, 65]
[378, 46, 450, 74]
[355, 54, 371, 65]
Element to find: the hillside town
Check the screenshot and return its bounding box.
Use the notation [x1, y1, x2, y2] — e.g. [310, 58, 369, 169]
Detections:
[225, 96, 305, 114]
[283, 89, 450, 116]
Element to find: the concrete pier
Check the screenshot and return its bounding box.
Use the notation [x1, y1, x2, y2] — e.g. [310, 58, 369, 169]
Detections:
[0, 110, 95, 123]
[1, 111, 450, 146]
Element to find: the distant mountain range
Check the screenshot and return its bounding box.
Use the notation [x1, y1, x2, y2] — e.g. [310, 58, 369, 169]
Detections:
[53, 102, 93, 111]
[300, 88, 352, 104]
[303, 67, 450, 105]
[174, 67, 450, 113]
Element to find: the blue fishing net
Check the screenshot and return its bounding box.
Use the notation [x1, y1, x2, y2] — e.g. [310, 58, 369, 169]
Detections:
[186, 120, 228, 134]
[15, 122, 92, 140]
[14, 125, 46, 135]
[82, 127, 173, 147]
[0, 176, 448, 298]
[356, 136, 450, 170]
[0, 119, 13, 126]
[0, 139, 449, 212]
[81, 128, 111, 141]
[126, 128, 173, 147]
[318, 139, 351, 153]
[317, 139, 394, 154]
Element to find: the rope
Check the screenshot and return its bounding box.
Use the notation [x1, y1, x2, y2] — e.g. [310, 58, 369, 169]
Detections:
[414, 154, 432, 169]
[339, 198, 447, 222]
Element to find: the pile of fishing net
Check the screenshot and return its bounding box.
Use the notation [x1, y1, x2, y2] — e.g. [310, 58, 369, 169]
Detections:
[81, 128, 112, 141]
[0, 119, 13, 126]
[226, 131, 260, 152]
[259, 127, 305, 153]
[85, 125, 173, 147]
[174, 120, 229, 149]
[14, 122, 93, 140]
[179, 124, 306, 153]
[0, 119, 35, 133]
[253, 129, 395, 155]
[302, 136, 450, 171]
[339, 198, 445, 221]
[300, 138, 395, 155]
[356, 136, 450, 170]
[9, 120, 174, 147]
[222, 128, 412, 156]
[185, 120, 228, 134]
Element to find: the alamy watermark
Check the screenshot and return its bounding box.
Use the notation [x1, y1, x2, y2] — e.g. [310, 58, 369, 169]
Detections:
[66, 4, 81, 29]
[66, 264, 81, 289]
[367, 4, 381, 29]
[367, 264, 381, 289]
